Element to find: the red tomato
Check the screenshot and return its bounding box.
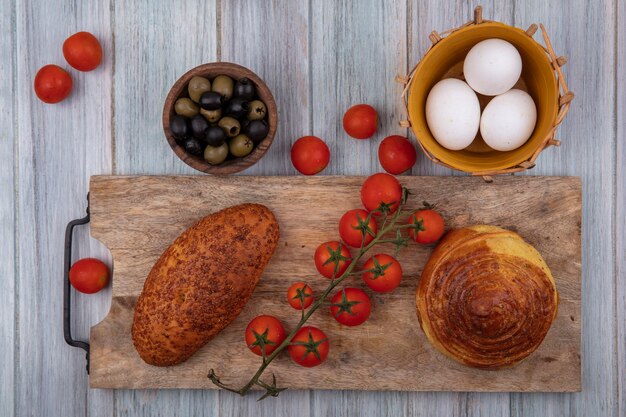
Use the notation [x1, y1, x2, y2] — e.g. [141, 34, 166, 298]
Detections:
[288, 326, 329, 367]
[245, 315, 287, 356]
[314, 241, 352, 279]
[330, 288, 371, 326]
[338, 209, 377, 248]
[291, 136, 330, 175]
[343, 104, 378, 139]
[34, 65, 73, 104]
[360, 173, 403, 215]
[63, 31, 103, 71]
[408, 209, 445, 244]
[378, 135, 417, 174]
[362, 254, 403, 293]
[69, 258, 109, 294]
[287, 282, 314, 310]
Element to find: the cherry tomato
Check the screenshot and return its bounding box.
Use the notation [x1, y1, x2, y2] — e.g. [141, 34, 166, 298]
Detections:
[378, 135, 417, 174]
[245, 315, 287, 356]
[291, 136, 330, 175]
[287, 282, 314, 310]
[408, 209, 445, 244]
[343, 104, 378, 139]
[338, 209, 377, 248]
[360, 173, 403, 215]
[362, 254, 403, 293]
[314, 241, 352, 279]
[34, 65, 73, 104]
[330, 288, 371, 327]
[63, 31, 103, 71]
[69, 258, 109, 294]
[288, 326, 329, 367]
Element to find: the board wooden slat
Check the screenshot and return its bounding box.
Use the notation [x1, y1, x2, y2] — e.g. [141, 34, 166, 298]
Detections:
[88, 175, 580, 392]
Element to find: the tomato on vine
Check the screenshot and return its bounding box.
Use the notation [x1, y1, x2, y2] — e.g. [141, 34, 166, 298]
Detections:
[288, 326, 329, 367]
[362, 254, 403, 293]
[407, 207, 445, 244]
[360, 173, 403, 215]
[245, 315, 286, 357]
[338, 209, 377, 248]
[314, 241, 352, 279]
[330, 287, 371, 326]
[287, 282, 314, 310]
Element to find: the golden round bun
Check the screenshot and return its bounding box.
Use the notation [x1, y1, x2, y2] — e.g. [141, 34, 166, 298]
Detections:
[416, 225, 558, 369]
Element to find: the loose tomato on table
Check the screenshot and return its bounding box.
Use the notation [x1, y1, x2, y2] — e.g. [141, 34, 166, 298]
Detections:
[63, 31, 103, 71]
[360, 173, 403, 215]
[69, 258, 109, 294]
[338, 209, 377, 248]
[314, 241, 352, 279]
[290, 136, 330, 175]
[245, 315, 287, 356]
[343, 104, 378, 139]
[288, 326, 329, 367]
[407, 208, 445, 244]
[287, 282, 314, 310]
[34, 65, 73, 104]
[330, 287, 371, 326]
[362, 254, 403, 293]
[378, 135, 417, 174]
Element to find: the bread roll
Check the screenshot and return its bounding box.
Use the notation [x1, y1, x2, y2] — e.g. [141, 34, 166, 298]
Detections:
[416, 225, 558, 369]
[132, 204, 279, 366]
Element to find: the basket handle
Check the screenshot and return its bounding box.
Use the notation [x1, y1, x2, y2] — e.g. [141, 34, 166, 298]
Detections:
[63, 193, 91, 374]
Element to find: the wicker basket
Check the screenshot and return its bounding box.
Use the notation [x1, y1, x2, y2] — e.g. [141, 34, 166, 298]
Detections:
[398, 6, 574, 181]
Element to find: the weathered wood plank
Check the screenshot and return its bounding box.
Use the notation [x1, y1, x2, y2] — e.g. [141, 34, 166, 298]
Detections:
[217, 0, 311, 414]
[616, 0, 625, 415]
[511, 0, 617, 416]
[14, 0, 114, 416]
[113, 0, 217, 175]
[0, 0, 16, 415]
[407, 1, 515, 415]
[112, 1, 219, 415]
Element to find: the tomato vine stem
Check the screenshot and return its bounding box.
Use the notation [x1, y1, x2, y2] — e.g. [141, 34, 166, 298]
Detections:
[208, 189, 413, 399]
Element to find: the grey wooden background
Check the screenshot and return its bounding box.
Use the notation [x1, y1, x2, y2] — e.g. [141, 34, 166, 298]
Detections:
[0, 0, 623, 416]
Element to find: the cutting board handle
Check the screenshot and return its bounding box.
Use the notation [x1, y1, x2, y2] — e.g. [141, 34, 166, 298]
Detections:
[63, 193, 91, 374]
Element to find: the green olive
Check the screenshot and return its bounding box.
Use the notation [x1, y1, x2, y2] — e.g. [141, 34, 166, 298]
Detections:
[174, 98, 199, 117]
[247, 100, 267, 120]
[211, 75, 234, 100]
[200, 108, 221, 123]
[203, 142, 229, 165]
[229, 134, 254, 158]
[188, 76, 211, 102]
[218, 116, 241, 138]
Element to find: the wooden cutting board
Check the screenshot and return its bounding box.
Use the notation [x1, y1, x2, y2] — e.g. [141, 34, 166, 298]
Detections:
[88, 175, 581, 391]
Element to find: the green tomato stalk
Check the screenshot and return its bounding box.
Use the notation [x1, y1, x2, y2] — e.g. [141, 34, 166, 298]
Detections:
[208, 187, 419, 400]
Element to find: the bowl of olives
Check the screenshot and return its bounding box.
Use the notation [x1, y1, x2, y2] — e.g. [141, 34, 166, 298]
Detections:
[163, 62, 277, 174]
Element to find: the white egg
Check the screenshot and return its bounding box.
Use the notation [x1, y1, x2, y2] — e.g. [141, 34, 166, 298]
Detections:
[425, 78, 481, 151]
[480, 89, 537, 151]
[464, 39, 522, 96]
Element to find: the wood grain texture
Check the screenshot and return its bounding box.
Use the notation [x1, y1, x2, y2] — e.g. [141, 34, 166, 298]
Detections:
[510, 1, 617, 416]
[114, 0, 218, 175]
[617, 0, 625, 416]
[0, 0, 16, 415]
[88, 175, 580, 391]
[14, 1, 114, 417]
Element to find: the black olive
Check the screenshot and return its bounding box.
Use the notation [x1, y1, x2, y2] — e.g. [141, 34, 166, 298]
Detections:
[245, 119, 269, 142]
[190, 115, 210, 139]
[233, 77, 256, 101]
[224, 99, 250, 119]
[181, 137, 204, 156]
[204, 125, 227, 147]
[170, 115, 189, 139]
[199, 91, 224, 110]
